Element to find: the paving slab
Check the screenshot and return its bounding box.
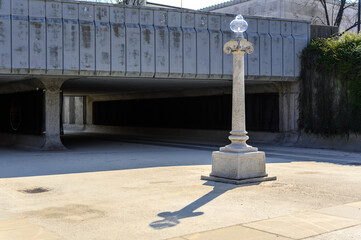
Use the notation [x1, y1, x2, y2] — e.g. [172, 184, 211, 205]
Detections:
[304, 225, 361, 240]
[244, 212, 361, 239]
[170, 225, 292, 240]
[0, 218, 61, 240]
[316, 204, 361, 221]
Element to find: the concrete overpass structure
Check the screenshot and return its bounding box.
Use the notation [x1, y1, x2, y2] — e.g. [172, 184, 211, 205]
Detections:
[0, 0, 310, 149]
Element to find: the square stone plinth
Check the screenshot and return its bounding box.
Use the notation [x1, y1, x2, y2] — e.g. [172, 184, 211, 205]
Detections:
[210, 151, 267, 180]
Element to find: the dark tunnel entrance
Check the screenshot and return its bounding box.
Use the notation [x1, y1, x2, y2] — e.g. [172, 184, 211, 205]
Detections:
[0, 91, 44, 135]
[91, 94, 279, 132]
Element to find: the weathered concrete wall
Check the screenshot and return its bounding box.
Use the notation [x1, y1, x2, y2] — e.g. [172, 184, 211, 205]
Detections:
[205, 0, 358, 33]
[0, 0, 310, 80]
[311, 25, 339, 39]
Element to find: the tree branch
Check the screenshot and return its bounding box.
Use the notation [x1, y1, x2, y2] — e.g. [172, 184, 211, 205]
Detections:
[319, 0, 331, 25]
[334, 0, 347, 26]
[341, 22, 358, 34]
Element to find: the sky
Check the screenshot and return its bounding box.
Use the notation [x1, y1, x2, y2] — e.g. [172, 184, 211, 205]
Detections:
[147, 0, 229, 10]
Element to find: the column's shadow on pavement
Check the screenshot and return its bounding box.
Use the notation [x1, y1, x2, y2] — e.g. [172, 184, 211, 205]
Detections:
[149, 181, 260, 229]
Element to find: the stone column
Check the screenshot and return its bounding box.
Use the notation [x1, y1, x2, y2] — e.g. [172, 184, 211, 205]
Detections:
[201, 38, 276, 184]
[40, 79, 66, 150]
[221, 41, 257, 153]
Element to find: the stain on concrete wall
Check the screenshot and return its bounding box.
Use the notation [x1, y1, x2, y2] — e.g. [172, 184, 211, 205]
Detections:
[209, 15, 222, 79]
[64, 3, 80, 75]
[140, 9, 155, 77]
[168, 11, 182, 78]
[46, 2, 63, 74]
[0, 0, 11, 73]
[95, 6, 111, 75]
[110, 6, 126, 76]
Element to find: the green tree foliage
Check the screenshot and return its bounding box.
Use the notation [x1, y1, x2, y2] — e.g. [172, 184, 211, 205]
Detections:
[299, 33, 361, 136]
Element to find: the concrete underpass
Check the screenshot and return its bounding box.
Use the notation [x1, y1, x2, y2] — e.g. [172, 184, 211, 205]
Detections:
[0, 0, 308, 150]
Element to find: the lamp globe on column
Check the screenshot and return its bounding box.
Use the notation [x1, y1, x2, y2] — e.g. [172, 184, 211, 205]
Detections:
[230, 14, 248, 39]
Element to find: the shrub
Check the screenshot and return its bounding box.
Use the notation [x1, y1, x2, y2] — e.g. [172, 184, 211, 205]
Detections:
[299, 33, 361, 136]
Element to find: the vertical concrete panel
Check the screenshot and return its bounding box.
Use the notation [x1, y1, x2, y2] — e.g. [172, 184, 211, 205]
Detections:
[46, 1, 63, 75]
[110, 6, 125, 76]
[221, 16, 233, 79]
[246, 18, 259, 76]
[168, 11, 182, 78]
[0, 0, 11, 73]
[63, 3, 79, 75]
[95, 5, 110, 75]
[293, 22, 308, 77]
[0, 1, 10, 15]
[258, 19, 271, 76]
[154, 10, 169, 78]
[68, 96, 75, 124]
[125, 8, 140, 77]
[62, 96, 70, 124]
[140, 9, 155, 77]
[195, 14, 209, 79]
[182, 12, 196, 78]
[85, 96, 93, 125]
[29, 0, 46, 74]
[270, 20, 282, 76]
[12, 0, 29, 74]
[209, 15, 222, 79]
[79, 4, 95, 75]
[75, 96, 84, 125]
[281, 21, 295, 77]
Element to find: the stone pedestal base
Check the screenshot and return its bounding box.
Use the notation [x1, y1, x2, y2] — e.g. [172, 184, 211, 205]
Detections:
[212, 151, 267, 179]
[201, 175, 276, 185]
[202, 150, 276, 185]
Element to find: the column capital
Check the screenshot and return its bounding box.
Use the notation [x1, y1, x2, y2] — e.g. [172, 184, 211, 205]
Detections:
[38, 78, 67, 93]
[224, 38, 254, 55]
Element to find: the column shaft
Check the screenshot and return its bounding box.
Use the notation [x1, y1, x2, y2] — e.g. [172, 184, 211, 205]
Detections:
[232, 53, 246, 132]
[40, 79, 66, 150]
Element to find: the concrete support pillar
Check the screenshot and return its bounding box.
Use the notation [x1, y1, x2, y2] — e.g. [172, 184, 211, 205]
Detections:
[276, 82, 300, 133]
[75, 97, 84, 125]
[40, 79, 66, 150]
[85, 96, 93, 126]
[69, 97, 76, 124]
[63, 97, 70, 125]
[63, 96, 85, 127]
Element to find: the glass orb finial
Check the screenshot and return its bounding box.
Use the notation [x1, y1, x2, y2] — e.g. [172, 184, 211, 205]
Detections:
[230, 14, 248, 33]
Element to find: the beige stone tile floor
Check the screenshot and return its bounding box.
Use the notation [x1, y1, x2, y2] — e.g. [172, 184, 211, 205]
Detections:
[171, 202, 361, 240]
[0, 134, 360, 239]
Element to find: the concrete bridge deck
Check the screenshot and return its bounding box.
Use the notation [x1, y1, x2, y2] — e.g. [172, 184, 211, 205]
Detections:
[0, 0, 310, 84]
[0, 0, 310, 150]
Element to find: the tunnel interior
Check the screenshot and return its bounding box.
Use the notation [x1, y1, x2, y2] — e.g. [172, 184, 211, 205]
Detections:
[92, 93, 279, 132]
[0, 91, 44, 135]
[0, 92, 279, 136]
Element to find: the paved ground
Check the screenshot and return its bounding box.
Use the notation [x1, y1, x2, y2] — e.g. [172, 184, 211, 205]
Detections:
[0, 133, 360, 240]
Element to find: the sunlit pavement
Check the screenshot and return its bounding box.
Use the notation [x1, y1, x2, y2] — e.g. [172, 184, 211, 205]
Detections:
[0, 133, 360, 240]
